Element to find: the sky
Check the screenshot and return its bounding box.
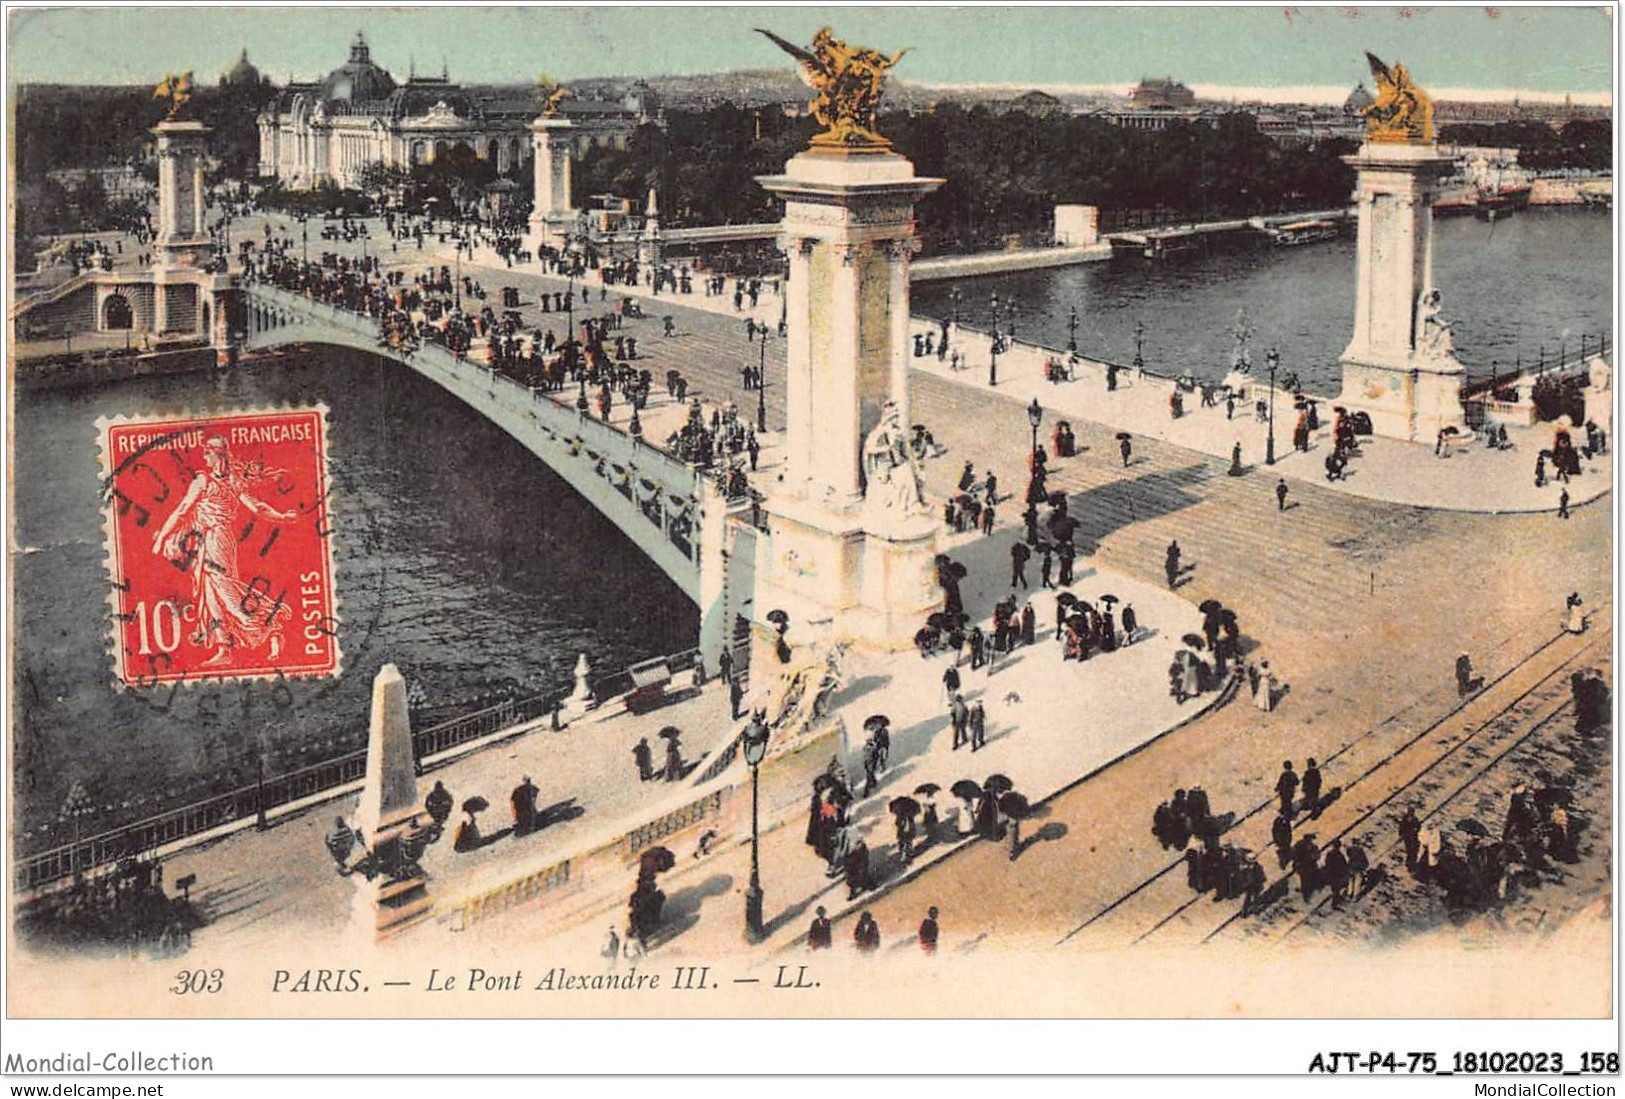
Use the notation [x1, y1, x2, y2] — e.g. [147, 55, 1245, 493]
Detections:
[6, 4, 1615, 101]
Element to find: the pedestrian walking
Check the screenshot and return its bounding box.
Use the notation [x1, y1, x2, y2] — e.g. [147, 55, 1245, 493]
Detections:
[942, 664, 961, 706]
[1164, 539, 1182, 589]
[1010, 541, 1031, 588]
[918, 907, 940, 955]
[1322, 839, 1349, 908]
[1275, 760, 1298, 817]
[853, 911, 880, 953]
[1345, 840, 1369, 899]
[1040, 547, 1055, 589]
[1301, 758, 1322, 818]
[664, 732, 684, 782]
[1271, 811, 1294, 870]
[1559, 487, 1571, 519]
[1275, 478, 1288, 511]
[511, 775, 540, 836]
[601, 925, 621, 970]
[845, 838, 873, 900]
[950, 692, 969, 749]
[969, 700, 987, 751]
[1119, 435, 1133, 468]
[807, 906, 832, 950]
[981, 503, 996, 536]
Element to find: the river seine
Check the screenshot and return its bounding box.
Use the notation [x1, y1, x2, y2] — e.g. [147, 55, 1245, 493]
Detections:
[913, 208, 1613, 393]
[12, 348, 697, 851]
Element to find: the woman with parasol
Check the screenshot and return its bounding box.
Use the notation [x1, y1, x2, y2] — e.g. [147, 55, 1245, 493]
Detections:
[915, 783, 942, 846]
[454, 796, 488, 852]
[659, 726, 684, 782]
[1098, 594, 1120, 652]
[950, 779, 982, 837]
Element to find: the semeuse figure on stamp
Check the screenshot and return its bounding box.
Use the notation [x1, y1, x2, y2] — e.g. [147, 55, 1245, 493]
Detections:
[151, 435, 300, 668]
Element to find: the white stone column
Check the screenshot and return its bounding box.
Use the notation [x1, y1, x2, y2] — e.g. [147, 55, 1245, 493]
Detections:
[782, 238, 815, 493]
[351, 664, 432, 939]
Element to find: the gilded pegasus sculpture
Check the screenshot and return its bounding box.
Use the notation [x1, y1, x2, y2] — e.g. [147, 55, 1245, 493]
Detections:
[758, 27, 909, 149]
[154, 71, 194, 121]
[1363, 52, 1433, 145]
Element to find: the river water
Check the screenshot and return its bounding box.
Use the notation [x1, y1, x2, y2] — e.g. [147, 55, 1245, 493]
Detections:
[913, 208, 1614, 395]
[11, 348, 696, 852]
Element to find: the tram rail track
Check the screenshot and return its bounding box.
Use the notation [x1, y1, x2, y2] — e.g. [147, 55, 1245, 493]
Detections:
[1056, 624, 1603, 949]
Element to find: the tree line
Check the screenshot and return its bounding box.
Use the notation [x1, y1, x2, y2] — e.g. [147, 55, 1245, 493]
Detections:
[574, 102, 1363, 252]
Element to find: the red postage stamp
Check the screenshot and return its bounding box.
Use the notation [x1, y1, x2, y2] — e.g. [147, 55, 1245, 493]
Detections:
[96, 406, 340, 688]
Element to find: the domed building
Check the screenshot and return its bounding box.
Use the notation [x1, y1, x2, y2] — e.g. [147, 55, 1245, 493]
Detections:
[258, 32, 661, 191]
[1343, 82, 1375, 116]
[220, 48, 264, 88]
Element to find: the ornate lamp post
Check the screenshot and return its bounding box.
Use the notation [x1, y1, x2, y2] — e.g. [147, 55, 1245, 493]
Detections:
[988, 291, 1002, 388]
[1067, 305, 1079, 353]
[741, 713, 770, 942]
[757, 330, 769, 433]
[949, 284, 962, 328]
[570, 274, 588, 412]
[1265, 348, 1279, 466]
[1027, 397, 1043, 468]
[298, 213, 309, 266]
[1133, 319, 1145, 372]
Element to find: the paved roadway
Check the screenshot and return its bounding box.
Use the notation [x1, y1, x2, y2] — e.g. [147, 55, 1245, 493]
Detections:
[258, 235, 1615, 957]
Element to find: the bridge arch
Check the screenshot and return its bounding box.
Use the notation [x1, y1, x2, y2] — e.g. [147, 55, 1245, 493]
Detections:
[102, 293, 133, 330]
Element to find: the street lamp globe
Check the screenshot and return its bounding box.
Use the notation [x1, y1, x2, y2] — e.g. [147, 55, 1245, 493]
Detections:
[1027, 397, 1044, 430]
[742, 715, 770, 767]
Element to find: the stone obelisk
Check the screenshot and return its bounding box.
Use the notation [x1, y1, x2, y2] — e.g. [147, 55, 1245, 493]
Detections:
[1335, 55, 1465, 443]
[751, 28, 945, 665]
[351, 664, 432, 938]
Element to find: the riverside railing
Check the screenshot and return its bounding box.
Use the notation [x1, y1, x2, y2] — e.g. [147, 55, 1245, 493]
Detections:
[14, 647, 708, 893]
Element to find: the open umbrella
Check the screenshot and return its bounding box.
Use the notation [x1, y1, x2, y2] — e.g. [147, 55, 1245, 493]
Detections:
[950, 779, 983, 802]
[888, 796, 921, 818]
[864, 714, 891, 734]
[950, 562, 968, 581]
[639, 846, 676, 874]
[1198, 599, 1223, 614]
[1056, 592, 1079, 609]
[1456, 818, 1491, 839]
[766, 609, 790, 628]
[813, 773, 838, 792]
[926, 612, 950, 631]
[997, 792, 1031, 819]
[461, 796, 488, 815]
[1182, 633, 1205, 649]
[658, 726, 682, 740]
[1116, 432, 1132, 441]
[1046, 490, 1068, 507]
[984, 774, 1014, 795]
[1098, 594, 1119, 607]
[913, 783, 942, 798]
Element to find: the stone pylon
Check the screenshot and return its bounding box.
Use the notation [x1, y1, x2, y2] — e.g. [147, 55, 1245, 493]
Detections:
[528, 114, 578, 248]
[751, 143, 945, 661]
[351, 664, 432, 938]
[1335, 142, 1466, 442]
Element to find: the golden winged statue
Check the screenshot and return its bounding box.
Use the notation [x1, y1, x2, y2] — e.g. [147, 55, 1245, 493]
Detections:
[758, 26, 909, 149]
[538, 81, 570, 118]
[1363, 52, 1433, 145]
[154, 71, 194, 121]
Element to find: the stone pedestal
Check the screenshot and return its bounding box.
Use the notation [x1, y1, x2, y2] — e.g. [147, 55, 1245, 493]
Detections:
[1335, 142, 1466, 443]
[751, 148, 944, 656]
[352, 664, 431, 938]
[528, 115, 578, 249]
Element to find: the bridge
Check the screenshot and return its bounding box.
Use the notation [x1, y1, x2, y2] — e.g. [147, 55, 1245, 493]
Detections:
[239, 283, 753, 668]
